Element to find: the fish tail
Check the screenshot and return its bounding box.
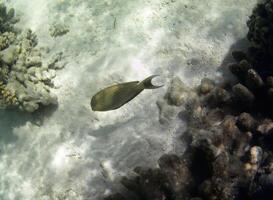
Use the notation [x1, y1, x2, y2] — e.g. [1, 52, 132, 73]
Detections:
[141, 75, 164, 89]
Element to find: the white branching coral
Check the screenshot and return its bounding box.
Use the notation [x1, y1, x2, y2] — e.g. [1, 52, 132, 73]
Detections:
[0, 3, 64, 112]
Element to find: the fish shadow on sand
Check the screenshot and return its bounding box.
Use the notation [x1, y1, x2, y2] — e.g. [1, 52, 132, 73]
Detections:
[88, 117, 135, 139]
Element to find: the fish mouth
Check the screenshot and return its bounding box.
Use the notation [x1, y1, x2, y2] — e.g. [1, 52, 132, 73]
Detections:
[90, 98, 98, 111]
[91, 106, 98, 111]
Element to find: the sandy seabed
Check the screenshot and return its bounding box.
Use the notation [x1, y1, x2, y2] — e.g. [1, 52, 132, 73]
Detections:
[0, 0, 257, 199]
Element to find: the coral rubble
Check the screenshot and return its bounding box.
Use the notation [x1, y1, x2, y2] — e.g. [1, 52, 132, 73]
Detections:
[49, 22, 70, 38]
[104, 73, 273, 200]
[0, 3, 63, 112]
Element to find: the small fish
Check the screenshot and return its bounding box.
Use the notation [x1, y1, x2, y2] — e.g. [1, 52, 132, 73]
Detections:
[91, 75, 163, 111]
[66, 153, 82, 160]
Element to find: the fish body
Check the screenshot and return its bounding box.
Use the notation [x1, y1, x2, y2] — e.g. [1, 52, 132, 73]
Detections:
[91, 75, 162, 111]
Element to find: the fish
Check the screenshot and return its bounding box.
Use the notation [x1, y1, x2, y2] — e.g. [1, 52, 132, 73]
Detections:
[91, 75, 163, 111]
